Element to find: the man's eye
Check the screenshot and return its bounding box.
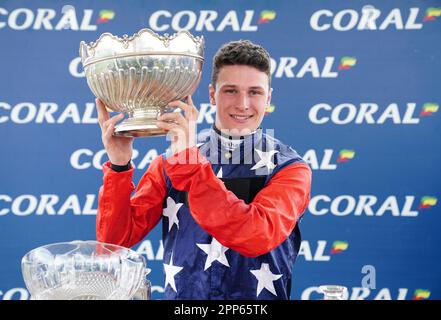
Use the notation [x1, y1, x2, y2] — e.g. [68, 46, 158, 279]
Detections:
[250, 90, 262, 95]
[225, 89, 236, 94]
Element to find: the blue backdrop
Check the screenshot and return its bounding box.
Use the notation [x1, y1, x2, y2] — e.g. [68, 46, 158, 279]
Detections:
[0, 0, 440, 300]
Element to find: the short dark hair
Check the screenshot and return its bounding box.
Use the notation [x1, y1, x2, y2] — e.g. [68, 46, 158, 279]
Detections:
[211, 40, 271, 89]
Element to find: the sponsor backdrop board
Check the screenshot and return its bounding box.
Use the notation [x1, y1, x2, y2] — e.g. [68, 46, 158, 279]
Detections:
[0, 0, 440, 300]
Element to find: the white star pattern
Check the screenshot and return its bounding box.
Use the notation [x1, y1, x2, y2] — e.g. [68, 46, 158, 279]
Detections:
[162, 196, 183, 232]
[163, 254, 183, 293]
[216, 167, 223, 178]
[251, 149, 279, 171]
[196, 237, 230, 271]
[250, 263, 283, 297]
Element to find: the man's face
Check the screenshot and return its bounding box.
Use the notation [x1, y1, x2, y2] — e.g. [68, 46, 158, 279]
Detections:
[209, 65, 272, 135]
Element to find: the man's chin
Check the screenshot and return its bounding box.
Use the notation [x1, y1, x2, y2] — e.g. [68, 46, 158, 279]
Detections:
[221, 126, 257, 137]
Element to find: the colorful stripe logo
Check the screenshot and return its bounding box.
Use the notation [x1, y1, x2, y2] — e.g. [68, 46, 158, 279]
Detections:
[338, 57, 357, 70]
[97, 10, 115, 24]
[265, 104, 275, 116]
[258, 10, 276, 24]
[330, 241, 349, 254]
[413, 289, 431, 300]
[423, 7, 441, 22]
[337, 149, 355, 163]
[420, 103, 439, 117]
[419, 196, 437, 209]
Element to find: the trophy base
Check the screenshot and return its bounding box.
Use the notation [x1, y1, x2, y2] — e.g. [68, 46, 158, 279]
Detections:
[113, 117, 167, 138]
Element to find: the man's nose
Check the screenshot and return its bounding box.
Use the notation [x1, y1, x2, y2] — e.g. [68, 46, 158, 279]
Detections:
[235, 92, 250, 110]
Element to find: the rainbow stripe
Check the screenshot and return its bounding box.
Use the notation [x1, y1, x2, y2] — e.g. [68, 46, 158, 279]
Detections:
[413, 289, 431, 300]
[330, 241, 348, 254]
[423, 7, 441, 22]
[265, 104, 275, 116]
[258, 10, 276, 24]
[338, 57, 357, 70]
[337, 149, 355, 163]
[97, 10, 115, 24]
[419, 196, 437, 209]
[420, 103, 438, 116]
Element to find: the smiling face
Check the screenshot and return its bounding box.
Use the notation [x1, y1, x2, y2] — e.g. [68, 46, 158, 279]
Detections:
[210, 65, 272, 135]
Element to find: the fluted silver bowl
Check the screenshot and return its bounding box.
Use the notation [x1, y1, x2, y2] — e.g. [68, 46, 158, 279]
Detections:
[21, 240, 150, 300]
[80, 28, 205, 137]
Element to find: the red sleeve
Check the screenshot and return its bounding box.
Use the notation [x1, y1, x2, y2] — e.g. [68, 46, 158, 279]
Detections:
[163, 147, 312, 257]
[96, 155, 167, 248]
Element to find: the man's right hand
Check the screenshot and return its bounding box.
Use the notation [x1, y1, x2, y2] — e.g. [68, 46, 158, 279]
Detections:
[96, 98, 133, 166]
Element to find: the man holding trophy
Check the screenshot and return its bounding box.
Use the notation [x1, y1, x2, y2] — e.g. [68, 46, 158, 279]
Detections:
[91, 30, 312, 299]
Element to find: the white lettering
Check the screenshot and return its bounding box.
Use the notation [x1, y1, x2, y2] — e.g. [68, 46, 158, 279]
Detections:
[172, 11, 196, 31]
[1, 288, 29, 300]
[33, 9, 56, 30]
[308, 195, 420, 217]
[309, 102, 422, 124]
[69, 57, 84, 78]
[311, 8, 424, 31]
[310, 10, 333, 31]
[0, 8, 97, 31]
[195, 10, 217, 31]
[333, 10, 358, 31]
[0, 194, 97, 216]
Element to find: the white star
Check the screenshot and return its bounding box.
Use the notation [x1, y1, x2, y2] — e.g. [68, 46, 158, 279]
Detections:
[216, 167, 223, 178]
[163, 254, 183, 293]
[196, 237, 230, 271]
[251, 149, 279, 171]
[163, 197, 183, 232]
[250, 263, 283, 297]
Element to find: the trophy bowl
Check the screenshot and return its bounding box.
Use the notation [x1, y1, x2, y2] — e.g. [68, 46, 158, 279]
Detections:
[80, 28, 205, 137]
[21, 240, 150, 300]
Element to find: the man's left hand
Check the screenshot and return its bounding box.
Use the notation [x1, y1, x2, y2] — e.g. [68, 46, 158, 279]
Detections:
[156, 95, 198, 155]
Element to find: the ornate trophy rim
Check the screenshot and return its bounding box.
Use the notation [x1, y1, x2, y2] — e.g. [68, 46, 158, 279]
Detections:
[79, 28, 205, 138]
[79, 28, 205, 67]
[21, 240, 146, 264]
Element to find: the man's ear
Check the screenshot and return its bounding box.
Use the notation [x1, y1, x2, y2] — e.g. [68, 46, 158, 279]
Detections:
[267, 87, 273, 105]
[209, 84, 216, 105]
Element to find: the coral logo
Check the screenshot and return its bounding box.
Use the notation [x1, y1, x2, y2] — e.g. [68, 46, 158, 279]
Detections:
[264, 104, 275, 116]
[97, 10, 115, 24]
[309, 102, 431, 125]
[419, 196, 437, 209]
[330, 241, 349, 254]
[258, 10, 276, 24]
[308, 195, 423, 217]
[0, 7, 97, 31]
[338, 57, 357, 70]
[412, 289, 431, 300]
[337, 149, 355, 163]
[310, 7, 425, 31]
[423, 7, 441, 22]
[148, 10, 260, 32]
[420, 103, 438, 117]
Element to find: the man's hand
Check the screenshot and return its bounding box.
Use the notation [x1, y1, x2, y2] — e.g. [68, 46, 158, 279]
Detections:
[156, 95, 198, 155]
[96, 98, 133, 166]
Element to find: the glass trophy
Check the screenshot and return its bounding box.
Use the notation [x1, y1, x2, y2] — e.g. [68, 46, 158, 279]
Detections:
[21, 240, 151, 300]
[318, 285, 347, 300]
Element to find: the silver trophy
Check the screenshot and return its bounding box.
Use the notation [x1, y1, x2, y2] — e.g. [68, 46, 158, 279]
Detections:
[21, 240, 151, 300]
[80, 28, 205, 137]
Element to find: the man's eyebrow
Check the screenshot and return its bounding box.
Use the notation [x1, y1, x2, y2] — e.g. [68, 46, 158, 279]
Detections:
[220, 84, 265, 90]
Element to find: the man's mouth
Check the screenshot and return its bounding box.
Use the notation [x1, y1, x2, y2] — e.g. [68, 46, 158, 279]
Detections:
[230, 114, 253, 121]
